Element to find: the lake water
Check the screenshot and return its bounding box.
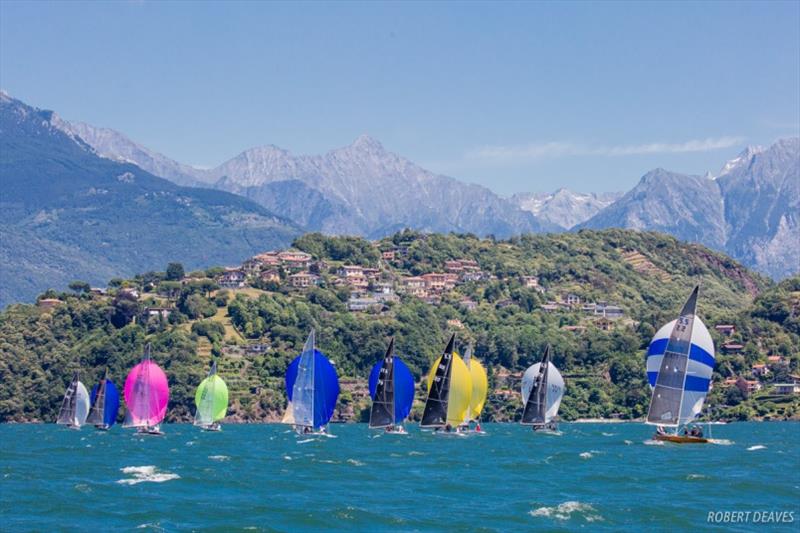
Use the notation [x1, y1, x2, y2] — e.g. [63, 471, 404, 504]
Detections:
[1, 422, 798, 531]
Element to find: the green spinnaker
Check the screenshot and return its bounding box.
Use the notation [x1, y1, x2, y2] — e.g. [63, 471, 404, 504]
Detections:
[194, 374, 229, 424]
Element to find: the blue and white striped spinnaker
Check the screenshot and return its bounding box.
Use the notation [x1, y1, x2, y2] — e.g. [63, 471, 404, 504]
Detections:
[646, 286, 715, 427]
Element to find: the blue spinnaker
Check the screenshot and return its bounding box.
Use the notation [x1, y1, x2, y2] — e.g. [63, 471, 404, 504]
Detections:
[90, 380, 120, 427]
[285, 349, 340, 428]
[369, 356, 415, 424]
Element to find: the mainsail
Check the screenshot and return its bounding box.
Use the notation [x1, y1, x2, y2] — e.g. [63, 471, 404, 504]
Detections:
[521, 345, 565, 425]
[57, 371, 90, 427]
[123, 346, 170, 428]
[194, 360, 229, 426]
[87, 369, 120, 427]
[421, 334, 472, 427]
[283, 329, 340, 429]
[368, 338, 415, 428]
[646, 286, 715, 427]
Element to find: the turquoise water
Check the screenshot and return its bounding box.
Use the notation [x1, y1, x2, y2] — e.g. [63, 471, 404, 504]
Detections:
[1, 422, 798, 531]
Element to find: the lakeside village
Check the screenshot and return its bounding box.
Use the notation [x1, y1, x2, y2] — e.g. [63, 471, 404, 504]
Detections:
[36, 242, 800, 422]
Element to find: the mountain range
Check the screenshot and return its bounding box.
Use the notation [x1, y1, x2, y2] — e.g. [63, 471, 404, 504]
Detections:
[579, 139, 799, 279]
[0, 94, 300, 307]
[1, 94, 797, 307]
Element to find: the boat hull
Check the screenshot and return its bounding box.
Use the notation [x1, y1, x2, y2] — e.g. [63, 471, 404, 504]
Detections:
[654, 434, 708, 444]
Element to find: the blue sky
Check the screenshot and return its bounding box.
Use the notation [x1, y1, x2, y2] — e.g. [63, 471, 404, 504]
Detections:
[1, 1, 798, 194]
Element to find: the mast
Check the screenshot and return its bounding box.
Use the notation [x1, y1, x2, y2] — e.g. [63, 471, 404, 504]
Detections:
[86, 368, 108, 426]
[647, 286, 699, 428]
[522, 345, 550, 425]
[462, 344, 473, 424]
[421, 334, 456, 428]
[369, 338, 396, 428]
[56, 370, 79, 425]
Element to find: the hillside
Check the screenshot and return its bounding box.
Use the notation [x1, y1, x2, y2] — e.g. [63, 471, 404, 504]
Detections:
[1, 230, 796, 424]
[0, 94, 301, 307]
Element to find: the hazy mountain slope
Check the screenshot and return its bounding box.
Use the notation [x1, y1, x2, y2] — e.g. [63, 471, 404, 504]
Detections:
[0, 94, 301, 307]
[579, 169, 728, 250]
[580, 139, 799, 279]
[510, 188, 622, 229]
[52, 118, 204, 186]
[717, 138, 800, 279]
[208, 135, 557, 237]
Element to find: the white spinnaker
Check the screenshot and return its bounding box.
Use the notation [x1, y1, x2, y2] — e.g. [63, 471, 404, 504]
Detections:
[521, 363, 564, 423]
[75, 381, 90, 426]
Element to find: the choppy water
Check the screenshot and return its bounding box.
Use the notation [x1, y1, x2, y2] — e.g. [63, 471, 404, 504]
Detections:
[1, 422, 798, 531]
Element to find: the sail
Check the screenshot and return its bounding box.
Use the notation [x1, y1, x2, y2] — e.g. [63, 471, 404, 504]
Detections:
[521, 346, 564, 424]
[194, 361, 229, 425]
[422, 335, 472, 427]
[56, 371, 79, 425]
[90, 379, 120, 427]
[123, 349, 170, 427]
[57, 372, 90, 426]
[368, 339, 396, 428]
[74, 382, 90, 426]
[87, 370, 119, 427]
[284, 330, 340, 429]
[467, 356, 488, 421]
[86, 373, 107, 426]
[646, 286, 715, 427]
[368, 340, 415, 427]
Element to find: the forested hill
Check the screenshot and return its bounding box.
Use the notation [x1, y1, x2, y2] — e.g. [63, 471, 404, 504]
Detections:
[1, 229, 797, 424]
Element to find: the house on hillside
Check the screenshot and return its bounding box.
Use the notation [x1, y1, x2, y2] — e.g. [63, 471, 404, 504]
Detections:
[774, 383, 800, 395]
[289, 272, 320, 289]
[722, 343, 744, 354]
[594, 317, 614, 331]
[37, 298, 63, 310]
[595, 303, 624, 319]
[144, 306, 173, 320]
[259, 269, 280, 284]
[460, 298, 478, 311]
[381, 250, 396, 261]
[278, 250, 312, 270]
[714, 324, 736, 337]
[217, 269, 246, 289]
[735, 377, 761, 396]
[751, 364, 770, 378]
[348, 296, 382, 312]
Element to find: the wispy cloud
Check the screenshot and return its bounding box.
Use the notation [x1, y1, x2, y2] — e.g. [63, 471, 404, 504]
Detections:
[468, 136, 745, 160]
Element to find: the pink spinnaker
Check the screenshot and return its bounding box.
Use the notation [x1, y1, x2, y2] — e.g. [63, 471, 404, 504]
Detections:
[124, 359, 169, 426]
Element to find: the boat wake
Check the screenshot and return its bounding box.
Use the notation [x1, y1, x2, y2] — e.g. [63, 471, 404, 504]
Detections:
[208, 455, 230, 461]
[643, 439, 665, 446]
[747, 445, 766, 451]
[708, 439, 733, 446]
[117, 466, 179, 485]
[530, 501, 603, 522]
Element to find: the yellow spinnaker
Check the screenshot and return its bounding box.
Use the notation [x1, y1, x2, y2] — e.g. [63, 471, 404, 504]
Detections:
[467, 358, 488, 421]
[427, 351, 472, 426]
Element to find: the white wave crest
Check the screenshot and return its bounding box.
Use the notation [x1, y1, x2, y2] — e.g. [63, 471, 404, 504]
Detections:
[208, 455, 230, 461]
[118, 466, 179, 485]
[747, 445, 766, 451]
[530, 501, 603, 522]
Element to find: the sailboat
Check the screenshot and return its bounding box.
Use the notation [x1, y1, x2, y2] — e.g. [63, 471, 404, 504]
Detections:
[459, 344, 488, 433]
[420, 334, 473, 434]
[368, 338, 415, 434]
[282, 329, 340, 435]
[521, 345, 565, 433]
[86, 368, 120, 431]
[646, 285, 716, 444]
[56, 371, 90, 430]
[123, 344, 170, 436]
[194, 360, 229, 431]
